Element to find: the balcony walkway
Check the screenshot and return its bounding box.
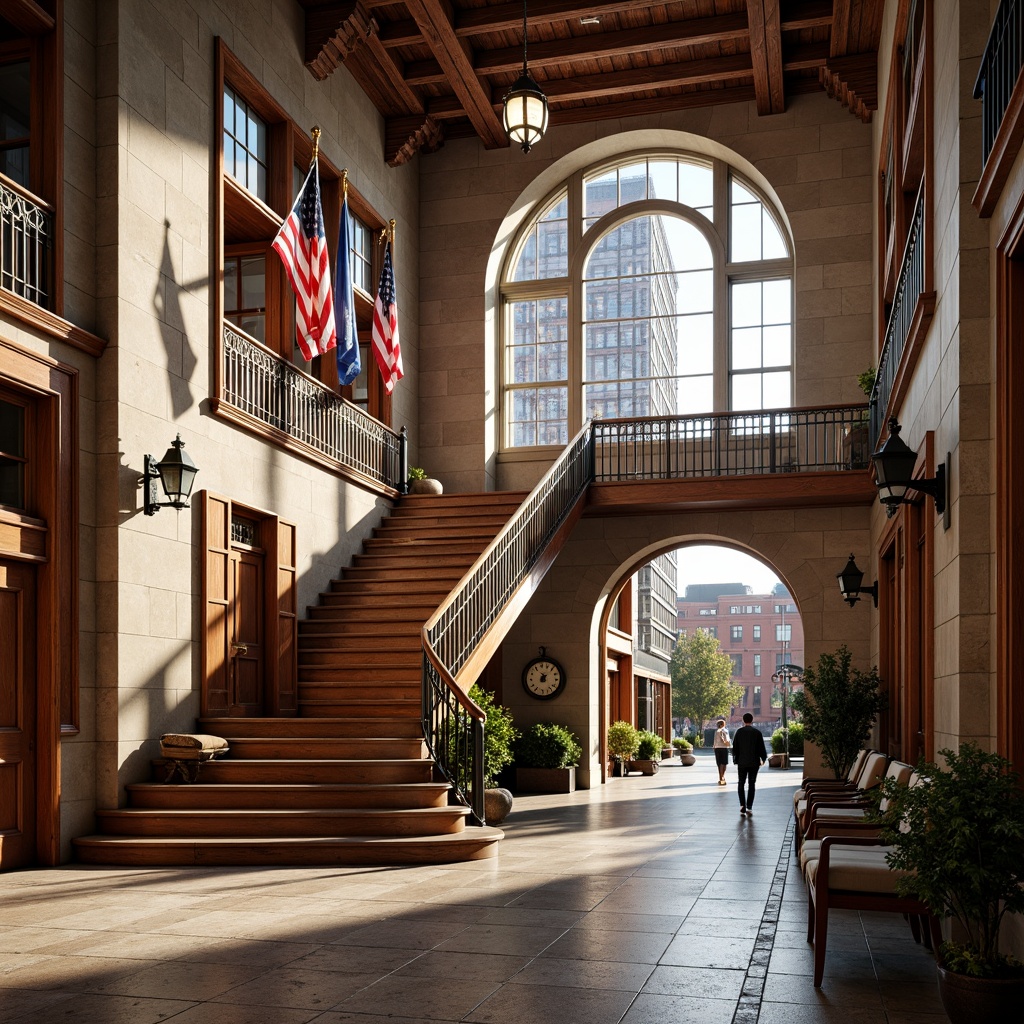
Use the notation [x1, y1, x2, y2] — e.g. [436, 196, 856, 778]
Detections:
[1, 757, 944, 1023]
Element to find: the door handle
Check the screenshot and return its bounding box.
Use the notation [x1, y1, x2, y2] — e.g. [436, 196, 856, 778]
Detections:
[231, 643, 248, 656]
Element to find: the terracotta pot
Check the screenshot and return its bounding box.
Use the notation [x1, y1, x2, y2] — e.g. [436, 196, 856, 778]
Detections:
[628, 759, 660, 776]
[516, 767, 575, 793]
[936, 965, 1024, 1024]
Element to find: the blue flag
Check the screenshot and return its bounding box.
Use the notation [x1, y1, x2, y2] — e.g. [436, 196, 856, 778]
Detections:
[335, 194, 360, 386]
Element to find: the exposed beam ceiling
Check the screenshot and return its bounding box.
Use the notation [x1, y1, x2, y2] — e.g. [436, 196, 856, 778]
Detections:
[299, 0, 885, 165]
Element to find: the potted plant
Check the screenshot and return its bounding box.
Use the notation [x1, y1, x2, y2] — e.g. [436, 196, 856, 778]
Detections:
[789, 646, 887, 779]
[874, 745, 1024, 1022]
[768, 728, 789, 769]
[515, 722, 582, 793]
[468, 684, 518, 824]
[629, 730, 665, 775]
[607, 720, 639, 776]
[843, 367, 875, 468]
[407, 466, 443, 494]
[672, 737, 696, 766]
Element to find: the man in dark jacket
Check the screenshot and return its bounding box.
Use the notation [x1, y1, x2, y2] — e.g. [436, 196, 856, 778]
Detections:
[732, 712, 767, 815]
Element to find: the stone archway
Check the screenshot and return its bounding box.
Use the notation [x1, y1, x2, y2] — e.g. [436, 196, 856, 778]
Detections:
[500, 503, 873, 786]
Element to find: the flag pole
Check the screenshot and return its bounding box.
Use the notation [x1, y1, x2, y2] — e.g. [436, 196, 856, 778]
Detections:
[310, 125, 320, 168]
[389, 218, 396, 248]
[342, 167, 348, 199]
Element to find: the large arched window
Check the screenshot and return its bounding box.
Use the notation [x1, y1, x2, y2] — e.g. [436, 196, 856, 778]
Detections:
[501, 153, 793, 448]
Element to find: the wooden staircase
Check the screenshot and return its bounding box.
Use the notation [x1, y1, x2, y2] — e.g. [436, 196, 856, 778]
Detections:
[73, 492, 525, 867]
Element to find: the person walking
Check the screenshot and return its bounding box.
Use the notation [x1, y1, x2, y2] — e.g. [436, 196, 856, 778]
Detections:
[713, 718, 730, 786]
[732, 712, 767, 815]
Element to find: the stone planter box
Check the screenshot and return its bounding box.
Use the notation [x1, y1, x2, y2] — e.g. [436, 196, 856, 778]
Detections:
[516, 766, 576, 793]
[628, 758, 660, 776]
[768, 753, 790, 769]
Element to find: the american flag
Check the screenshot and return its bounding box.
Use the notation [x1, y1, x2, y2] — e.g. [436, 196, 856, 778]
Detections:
[335, 194, 361, 386]
[372, 240, 403, 393]
[272, 161, 336, 362]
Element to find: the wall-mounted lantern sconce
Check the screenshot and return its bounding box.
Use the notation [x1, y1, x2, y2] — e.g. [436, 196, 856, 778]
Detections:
[870, 417, 950, 530]
[836, 553, 878, 607]
[143, 434, 199, 515]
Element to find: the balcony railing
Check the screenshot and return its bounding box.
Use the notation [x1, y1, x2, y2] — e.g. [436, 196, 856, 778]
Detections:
[870, 189, 925, 446]
[975, 0, 1024, 167]
[593, 404, 872, 480]
[0, 176, 53, 310]
[222, 324, 404, 490]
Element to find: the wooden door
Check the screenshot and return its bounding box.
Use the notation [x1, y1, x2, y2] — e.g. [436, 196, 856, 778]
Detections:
[0, 558, 36, 870]
[228, 544, 264, 715]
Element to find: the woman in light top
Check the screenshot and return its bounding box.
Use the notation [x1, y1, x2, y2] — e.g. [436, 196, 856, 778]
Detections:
[713, 719, 731, 786]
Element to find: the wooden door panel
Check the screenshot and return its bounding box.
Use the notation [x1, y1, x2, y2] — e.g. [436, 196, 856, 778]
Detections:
[231, 550, 264, 713]
[0, 560, 36, 870]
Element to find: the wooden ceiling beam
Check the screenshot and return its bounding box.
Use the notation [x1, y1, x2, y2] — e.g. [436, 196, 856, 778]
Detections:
[305, 2, 375, 81]
[454, 0, 666, 36]
[780, 0, 834, 32]
[384, 114, 445, 166]
[404, 0, 507, 148]
[747, 0, 785, 115]
[475, 12, 749, 75]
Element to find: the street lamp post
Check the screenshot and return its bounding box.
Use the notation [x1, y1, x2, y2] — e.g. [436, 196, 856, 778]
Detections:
[771, 663, 803, 766]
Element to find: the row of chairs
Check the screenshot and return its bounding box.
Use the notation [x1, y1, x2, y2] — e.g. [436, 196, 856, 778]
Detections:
[791, 749, 940, 986]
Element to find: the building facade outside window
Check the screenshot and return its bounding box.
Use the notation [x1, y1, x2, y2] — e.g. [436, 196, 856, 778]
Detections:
[501, 152, 794, 448]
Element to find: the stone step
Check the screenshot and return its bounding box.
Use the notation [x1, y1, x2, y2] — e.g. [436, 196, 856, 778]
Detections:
[126, 781, 450, 810]
[72, 829, 504, 867]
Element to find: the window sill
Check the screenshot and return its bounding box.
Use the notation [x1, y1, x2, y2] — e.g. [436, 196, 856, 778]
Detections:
[0, 289, 107, 357]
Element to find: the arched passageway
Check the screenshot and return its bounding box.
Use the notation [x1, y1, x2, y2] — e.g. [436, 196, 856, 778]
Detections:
[498, 503, 871, 787]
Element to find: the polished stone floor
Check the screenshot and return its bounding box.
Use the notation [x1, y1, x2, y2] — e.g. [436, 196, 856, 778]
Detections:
[0, 755, 947, 1024]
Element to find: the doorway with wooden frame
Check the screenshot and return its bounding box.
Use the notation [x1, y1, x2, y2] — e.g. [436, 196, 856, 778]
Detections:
[201, 492, 297, 717]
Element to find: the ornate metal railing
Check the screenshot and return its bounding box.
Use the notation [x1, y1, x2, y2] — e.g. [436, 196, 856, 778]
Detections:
[593, 404, 871, 479]
[0, 177, 53, 309]
[870, 189, 925, 446]
[421, 422, 594, 823]
[974, 0, 1024, 167]
[222, 324, 404, 489]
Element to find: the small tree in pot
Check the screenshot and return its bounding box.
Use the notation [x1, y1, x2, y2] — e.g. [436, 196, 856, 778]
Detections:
[874, 744, 1024, 1023]
[468, 684, 518, 824]
[789, 646, 886, 779]
[607, 720, 639, 776]
[631, 730, 665, 775]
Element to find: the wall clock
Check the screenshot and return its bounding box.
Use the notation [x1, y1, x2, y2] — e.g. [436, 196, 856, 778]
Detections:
[522, 647, 566, 700]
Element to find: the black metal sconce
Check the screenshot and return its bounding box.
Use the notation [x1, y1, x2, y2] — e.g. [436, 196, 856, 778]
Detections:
[870, 418, 950, 529]
[836, 553, 878, 607]
[143, 434, 199, 515]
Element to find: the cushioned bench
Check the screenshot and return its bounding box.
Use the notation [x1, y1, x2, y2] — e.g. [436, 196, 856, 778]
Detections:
[794, 750, 887, 844]
[801, 771, 938, 987]
[159, 733, 229, 782]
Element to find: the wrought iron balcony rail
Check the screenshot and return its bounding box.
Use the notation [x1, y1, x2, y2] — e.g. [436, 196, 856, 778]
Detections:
[0, 176, 53, 310]
[421, 422, 594, 823]
[221, 324, 404, 490]
[870, 189, 925, 446]
[593, 404, 871, 480]
[975, 0, 1024, 167]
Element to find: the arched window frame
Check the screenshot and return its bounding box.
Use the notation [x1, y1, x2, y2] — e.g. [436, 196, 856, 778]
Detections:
[499, 150, 794, 451]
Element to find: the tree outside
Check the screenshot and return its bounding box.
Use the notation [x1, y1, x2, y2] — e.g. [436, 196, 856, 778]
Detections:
[670, 629, 744, 742]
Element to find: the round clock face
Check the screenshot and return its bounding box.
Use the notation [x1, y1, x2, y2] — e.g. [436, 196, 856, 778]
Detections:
[522, 657, 566, 700]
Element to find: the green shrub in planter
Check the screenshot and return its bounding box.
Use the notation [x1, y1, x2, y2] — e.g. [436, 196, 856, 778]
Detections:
[635, 730, 664, 760]
[516, 723, 582, 769]
[469, 684, 519, 788]
[770, 728, 787, 754]
[672, 737, 692, 753]
[607, 720, 640, 761]
[786, 721, 804, 755]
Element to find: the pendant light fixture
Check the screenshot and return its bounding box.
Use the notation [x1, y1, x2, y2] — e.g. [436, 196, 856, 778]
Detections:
[502, 0, 548, 153]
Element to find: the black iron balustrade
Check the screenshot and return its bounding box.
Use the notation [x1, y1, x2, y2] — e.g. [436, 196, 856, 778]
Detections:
[222, 324, 404, 489]
[0, 177, 52, 309]
[421, 422, 594, 823]
[870, 190, 925, 447]
[975, 0, 1024, 167]
[593, 404, 871, 480]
